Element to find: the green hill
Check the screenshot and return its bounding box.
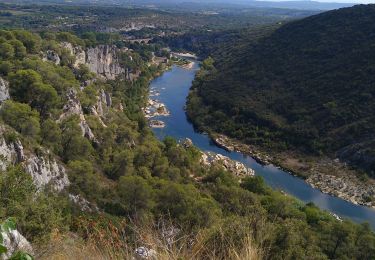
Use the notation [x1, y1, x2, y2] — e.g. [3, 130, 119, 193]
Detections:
[188, 4, 375, 176]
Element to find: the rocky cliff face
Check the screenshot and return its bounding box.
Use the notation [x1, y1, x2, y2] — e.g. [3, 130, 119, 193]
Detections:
[58, 43, 125, 80]
[59, 89, 98, 143]
[92, 89, 112, 117]
[60, 42, 86, 68]
[0, 77, 10, 103]
[0, 126, 69, 191]
[86, 45, 125, 80]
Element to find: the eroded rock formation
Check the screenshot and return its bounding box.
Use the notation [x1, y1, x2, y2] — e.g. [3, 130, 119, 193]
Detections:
[1, 230, 33, 259]
[59, 89, 98, 143]
[86, 45, 125, 80]
[181, 138, 255, 178]
[42, 50, 61, 65]
[58, 43, 125, 80]
[0, 126, 69, 191]
[201, 152, 255, 178]
[0, 77, 10, 103]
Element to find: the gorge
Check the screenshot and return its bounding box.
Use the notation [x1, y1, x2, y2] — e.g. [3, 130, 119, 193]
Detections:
[149, 62, 375, 229]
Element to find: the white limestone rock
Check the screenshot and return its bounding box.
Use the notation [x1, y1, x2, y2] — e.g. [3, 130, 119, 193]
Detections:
[1, 230, 33, 259]
[0, 78, 10, 103]
[201, 152, 255, 178]
[60, 42, 86, 68]
[0, 126, 70, 191]
[25, 154, 69, 192]
[86, 45, 125, 80]
[134, 247, 157, 260]
[43, 50, 61, 65]
[59, 43, 128, 80]
[59, 89, 98, 143]
[69, 194, 99, 212]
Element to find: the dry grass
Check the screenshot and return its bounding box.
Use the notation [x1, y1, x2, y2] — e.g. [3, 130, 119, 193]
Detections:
[36, 218, 265, 260]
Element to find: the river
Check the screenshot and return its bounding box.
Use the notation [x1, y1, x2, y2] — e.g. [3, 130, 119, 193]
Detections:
[150, 63, 375, 229]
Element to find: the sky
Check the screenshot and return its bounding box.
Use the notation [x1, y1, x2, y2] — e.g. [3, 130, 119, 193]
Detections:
[314, 0, 374, 3]
[260, 0, 375, 3]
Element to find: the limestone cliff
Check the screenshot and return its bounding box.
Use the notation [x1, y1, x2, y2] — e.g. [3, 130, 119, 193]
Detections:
[59, 89, 98, 143]
[58, 43, 125, 80]
[0, 77, 10, 103]
[0, 126, 69, 191]
[86, 45, 125, 80]
[92, 89, 112, 117]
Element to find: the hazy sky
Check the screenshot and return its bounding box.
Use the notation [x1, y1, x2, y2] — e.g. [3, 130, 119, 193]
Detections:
[265, 0, 375, 3]
[315, 0, 374, 3]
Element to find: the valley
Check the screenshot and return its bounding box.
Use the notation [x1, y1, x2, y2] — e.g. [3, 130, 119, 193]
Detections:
[0, 1, 375, 259]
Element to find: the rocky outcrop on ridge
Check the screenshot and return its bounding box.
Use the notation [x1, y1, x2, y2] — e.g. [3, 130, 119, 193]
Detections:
[57, 42, 125, 80]
[86, 45, 125, 80]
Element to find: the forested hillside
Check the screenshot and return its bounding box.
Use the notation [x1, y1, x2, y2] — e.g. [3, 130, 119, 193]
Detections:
[188, 4, 375, 177]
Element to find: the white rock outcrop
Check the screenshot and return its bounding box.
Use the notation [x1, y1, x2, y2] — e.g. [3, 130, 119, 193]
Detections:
[1, 230, 33, 259]
[68, 194, 99, 212]
[59, 89, 97, 143]
[0, 77, 10, 103]
[25, 154, 69, 192]
[180, 138, 255, 178]
[0, 126, 69, 191]
[134, 247, 157, 260]
[43, 50, 61, 65]
[92, 89, 112, 117]
[60, 43, 125, 80]
[201, 152, 255, 178]
[86, 45, 125, 80]
[60, 42, 86, 68]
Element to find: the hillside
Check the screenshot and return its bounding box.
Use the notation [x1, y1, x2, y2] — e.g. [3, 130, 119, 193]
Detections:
[1, 2, 375, 258]
[188, 4, 375, 177]
[0, 27, 375, 259]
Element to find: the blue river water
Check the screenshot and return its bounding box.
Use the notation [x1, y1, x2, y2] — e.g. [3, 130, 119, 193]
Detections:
[150, 63, 375, 228]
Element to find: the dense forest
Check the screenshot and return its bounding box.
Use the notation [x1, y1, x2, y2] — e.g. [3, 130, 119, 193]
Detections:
[187, 4, 375, 177]
[0, 2, 375, 260]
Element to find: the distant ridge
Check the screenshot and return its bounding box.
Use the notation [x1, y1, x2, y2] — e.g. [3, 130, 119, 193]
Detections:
[0, 0, 354, 10]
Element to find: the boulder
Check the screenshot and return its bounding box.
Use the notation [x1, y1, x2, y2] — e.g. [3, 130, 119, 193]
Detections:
[134, 247, 157, 260]
[1, 230, 33, 259]
[43, 50, 61, 65]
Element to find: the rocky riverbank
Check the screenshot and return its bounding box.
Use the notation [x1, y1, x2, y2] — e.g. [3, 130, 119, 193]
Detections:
[212, 134, 272, 165]
[181, 138, 255, 179]
[211, 133, 375, 208]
